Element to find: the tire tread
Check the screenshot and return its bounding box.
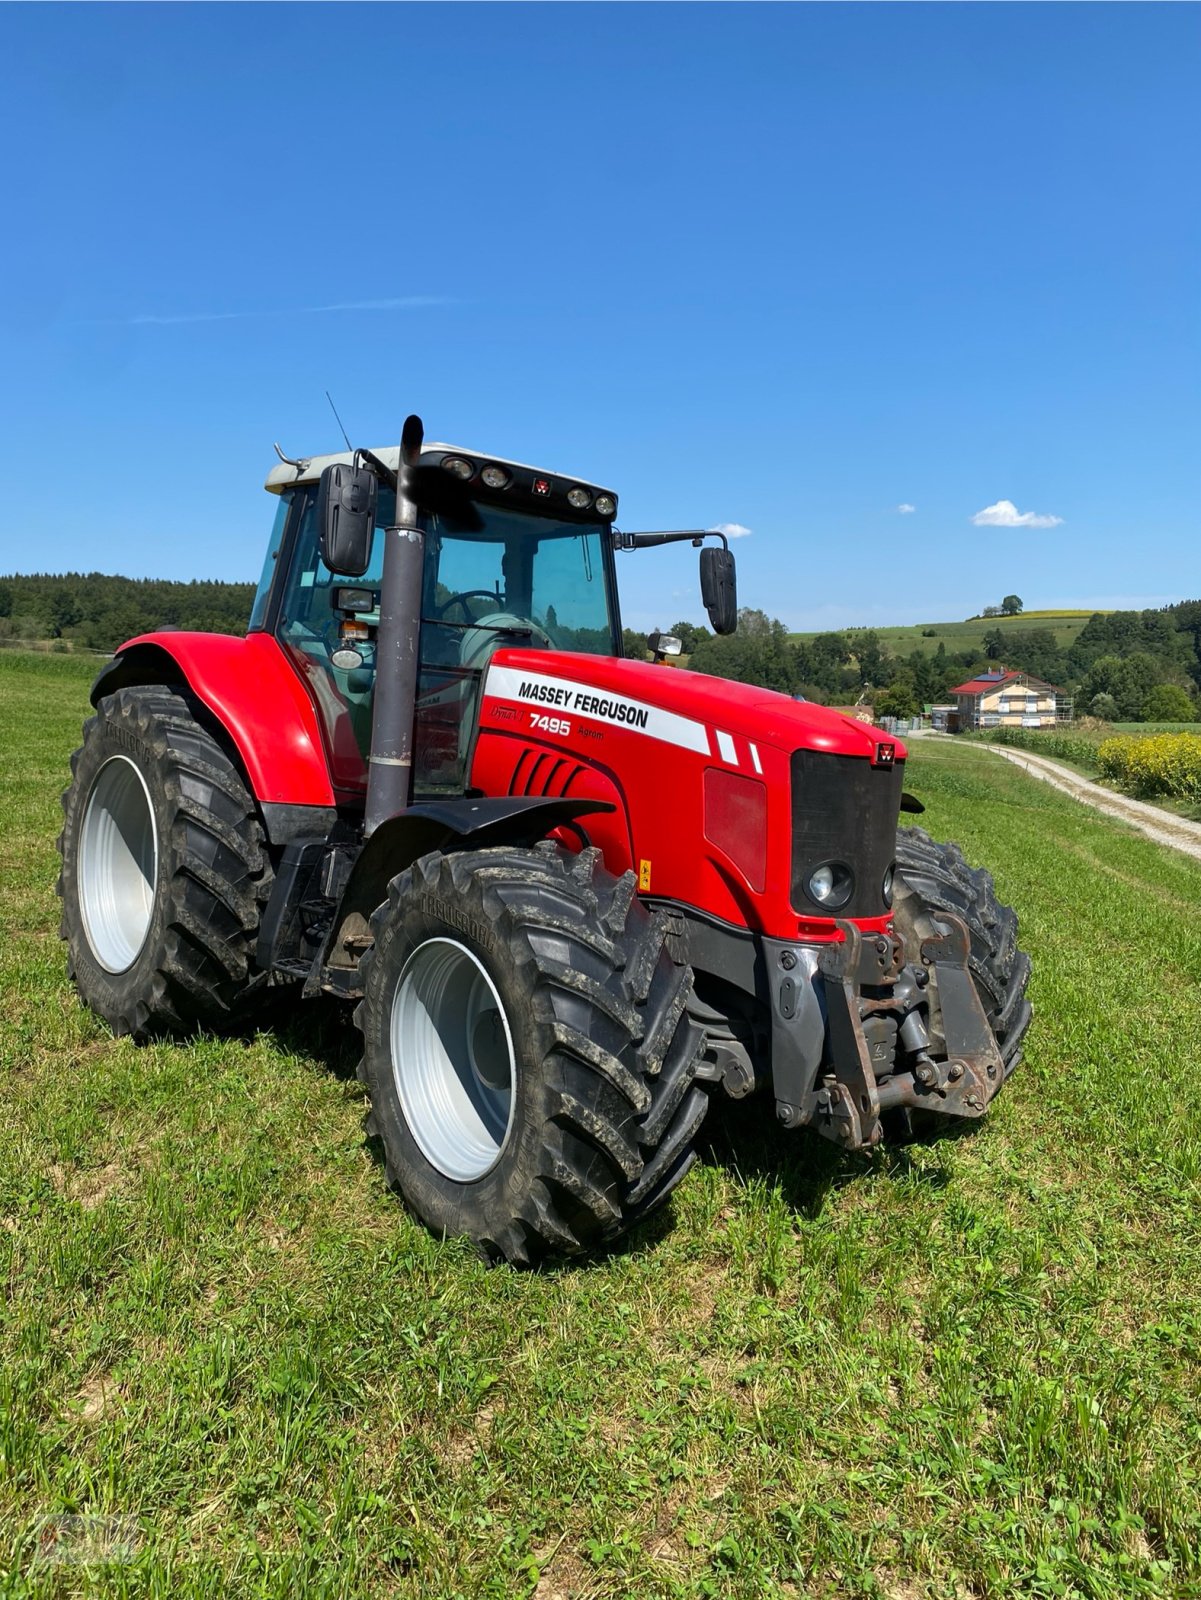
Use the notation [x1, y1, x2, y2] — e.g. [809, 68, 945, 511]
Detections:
[895, 824, 1032, 1078]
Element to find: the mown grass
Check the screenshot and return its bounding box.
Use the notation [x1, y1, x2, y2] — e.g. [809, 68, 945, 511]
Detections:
[2, 651, 1200, 1598]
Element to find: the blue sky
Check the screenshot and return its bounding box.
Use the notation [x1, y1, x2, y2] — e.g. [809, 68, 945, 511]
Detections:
[0, 2, 1196, 634]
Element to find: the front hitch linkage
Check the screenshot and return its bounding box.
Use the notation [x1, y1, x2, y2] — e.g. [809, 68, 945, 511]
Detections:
[796, 914, 1006, 1150]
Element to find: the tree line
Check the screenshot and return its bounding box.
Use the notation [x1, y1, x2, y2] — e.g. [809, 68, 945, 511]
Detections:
[0, 572, 256, 652]
[626, 599, 1201, 722]
[3, 569, 1197, 723]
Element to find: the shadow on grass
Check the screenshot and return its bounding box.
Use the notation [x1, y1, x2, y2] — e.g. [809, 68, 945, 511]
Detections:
[261, 993, 362, 1082]
[699, 1092, 963, 1221]
[249, 998, 968, 1269]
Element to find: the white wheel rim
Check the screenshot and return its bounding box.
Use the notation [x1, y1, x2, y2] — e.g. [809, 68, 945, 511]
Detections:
[78, 755, 159, 974]
[390, 937, 517, 1183]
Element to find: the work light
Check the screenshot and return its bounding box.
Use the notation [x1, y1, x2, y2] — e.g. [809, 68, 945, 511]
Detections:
[567, 487, 592, 509]
[441, 456, 475, 480]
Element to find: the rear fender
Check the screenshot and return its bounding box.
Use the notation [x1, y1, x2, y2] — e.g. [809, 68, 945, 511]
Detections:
[92, 633, 336, 810]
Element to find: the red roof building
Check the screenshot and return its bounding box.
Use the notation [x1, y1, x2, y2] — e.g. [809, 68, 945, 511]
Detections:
[946, 668, 1071, 732]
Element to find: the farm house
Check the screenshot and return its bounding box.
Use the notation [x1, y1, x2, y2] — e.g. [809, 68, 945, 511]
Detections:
[945, 668, 1074, 732]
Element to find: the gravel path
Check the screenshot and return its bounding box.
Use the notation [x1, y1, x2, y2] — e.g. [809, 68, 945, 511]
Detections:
[984, 745, 1201, 864]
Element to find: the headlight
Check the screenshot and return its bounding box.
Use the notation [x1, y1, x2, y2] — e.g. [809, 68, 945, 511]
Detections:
[594, 493, 617, 518]
[441, 455, 475, 480]
[567, 486, 592, 509]
[481, 464, 510, 489]
[882, 863, 895, 908]
[805, 861, 853, 911]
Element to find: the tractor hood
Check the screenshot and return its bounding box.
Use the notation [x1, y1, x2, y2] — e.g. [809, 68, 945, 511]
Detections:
[487, 648, 905, 764]
[476, 646, 906, 940]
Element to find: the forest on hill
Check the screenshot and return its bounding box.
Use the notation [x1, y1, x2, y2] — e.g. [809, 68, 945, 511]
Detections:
[626, 600, 1201, 722]
[0, 572, 255, 652]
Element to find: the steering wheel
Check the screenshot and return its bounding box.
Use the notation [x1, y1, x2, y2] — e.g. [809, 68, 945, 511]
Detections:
[458, 610, 555, 669]
[435, 590, 504, 623]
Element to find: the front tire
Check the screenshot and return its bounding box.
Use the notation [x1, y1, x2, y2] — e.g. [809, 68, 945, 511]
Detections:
[355, 843, 708, 1266]
[57, 687, 273, 1039]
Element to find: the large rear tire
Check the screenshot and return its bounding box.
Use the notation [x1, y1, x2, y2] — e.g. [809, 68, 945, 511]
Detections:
[57, 687, 273, 1039]
[892, 826, 1032, 1130]
[355, 842, 708, 1266]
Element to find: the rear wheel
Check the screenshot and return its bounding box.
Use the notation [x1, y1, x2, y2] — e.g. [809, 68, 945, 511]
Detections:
[891, 826, 1031, 1134]
[355, 843, 708, 1266]
[57, 687, 273, 1039]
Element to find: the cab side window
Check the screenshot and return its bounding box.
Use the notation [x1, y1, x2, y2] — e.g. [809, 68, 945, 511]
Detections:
[248, 491, 293, 632]
[276, 490, 390, 790]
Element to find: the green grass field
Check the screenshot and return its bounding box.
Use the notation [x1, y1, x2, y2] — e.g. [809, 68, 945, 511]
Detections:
[790, 610, 1102, 658]
[2, 651, 1200, 1598]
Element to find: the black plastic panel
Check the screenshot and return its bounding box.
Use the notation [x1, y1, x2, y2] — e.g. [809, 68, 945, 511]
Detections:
[789, 750, 905, 918]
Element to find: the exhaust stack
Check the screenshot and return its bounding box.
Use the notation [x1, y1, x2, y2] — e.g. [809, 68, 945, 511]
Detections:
[365, 414, 425, 837]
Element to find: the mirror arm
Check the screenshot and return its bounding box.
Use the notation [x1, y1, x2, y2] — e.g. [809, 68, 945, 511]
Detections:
[357, 448, 398, 492]
[613, 529, 727, 551]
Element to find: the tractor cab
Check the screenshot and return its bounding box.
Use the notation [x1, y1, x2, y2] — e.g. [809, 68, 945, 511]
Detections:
[254, 444, 622, 798]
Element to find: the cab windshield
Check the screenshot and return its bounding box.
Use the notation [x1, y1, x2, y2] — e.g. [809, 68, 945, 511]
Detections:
[412, 495, 616, 792]
[419, 498, 616, 661]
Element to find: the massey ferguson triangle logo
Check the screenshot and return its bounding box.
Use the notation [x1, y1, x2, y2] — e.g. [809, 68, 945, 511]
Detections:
[874, 743, 895, 767]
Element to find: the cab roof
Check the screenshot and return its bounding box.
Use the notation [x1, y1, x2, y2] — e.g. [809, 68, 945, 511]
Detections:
[264, 442, 616, 501]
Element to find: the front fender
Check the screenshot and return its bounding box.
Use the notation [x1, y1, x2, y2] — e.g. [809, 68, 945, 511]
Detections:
[317, 795, 615, 992]
[92, 633, 335, 807]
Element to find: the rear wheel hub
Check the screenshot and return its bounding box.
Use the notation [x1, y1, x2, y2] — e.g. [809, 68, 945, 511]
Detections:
[78, 754, 158, 974]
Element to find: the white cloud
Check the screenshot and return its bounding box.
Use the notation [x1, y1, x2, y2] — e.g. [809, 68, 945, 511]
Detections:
[708, 521, 753, 540]
[971, 498, 1063, 529]
[896, 503, 916, 515]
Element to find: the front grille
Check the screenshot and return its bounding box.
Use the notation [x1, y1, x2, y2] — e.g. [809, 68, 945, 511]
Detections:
[790, 748, 904, 917]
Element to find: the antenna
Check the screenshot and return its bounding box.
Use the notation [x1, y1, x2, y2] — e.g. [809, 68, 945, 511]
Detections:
[325, 390, 353, 453]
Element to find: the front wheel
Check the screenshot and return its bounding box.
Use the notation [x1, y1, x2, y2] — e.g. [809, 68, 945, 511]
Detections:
[890, 826, 1032, 1135]
[355, 843, 709, 1266]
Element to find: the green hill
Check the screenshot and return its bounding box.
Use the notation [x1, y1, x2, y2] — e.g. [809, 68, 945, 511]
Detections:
[790, 609, 1107, 657]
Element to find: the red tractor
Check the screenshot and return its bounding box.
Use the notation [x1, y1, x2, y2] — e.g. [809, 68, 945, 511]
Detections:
[58, 417, 1030, 1264]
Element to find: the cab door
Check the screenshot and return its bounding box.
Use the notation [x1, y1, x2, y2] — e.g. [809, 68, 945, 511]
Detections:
[272, 488, 386, 796]
[268, 486, 484, 800]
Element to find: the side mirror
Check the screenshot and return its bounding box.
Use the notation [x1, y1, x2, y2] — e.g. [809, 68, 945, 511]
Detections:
[317, 462, 377, 577]
[700, 546, 737, 635]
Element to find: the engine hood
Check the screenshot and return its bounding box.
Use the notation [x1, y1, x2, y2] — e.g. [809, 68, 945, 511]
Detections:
[489, 648, 905, 762]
